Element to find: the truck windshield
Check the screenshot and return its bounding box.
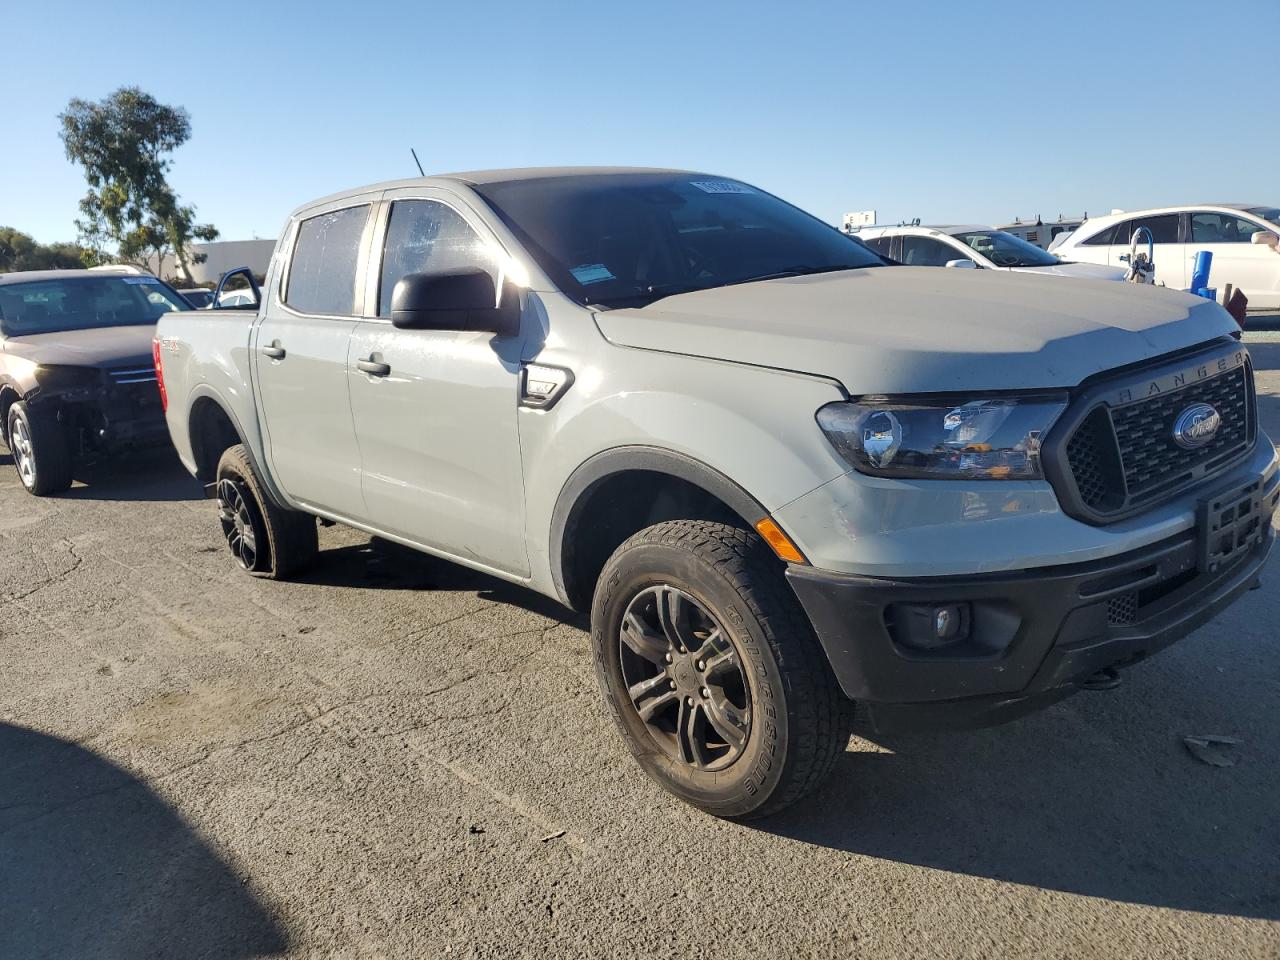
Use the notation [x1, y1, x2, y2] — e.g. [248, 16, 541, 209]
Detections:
[952, 231, 1061, 268]
[473, 173, 886, 308]
[0, 276, 188, 336]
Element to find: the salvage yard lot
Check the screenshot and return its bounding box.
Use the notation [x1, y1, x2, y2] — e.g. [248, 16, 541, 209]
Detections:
[3, 339, 1279, 959]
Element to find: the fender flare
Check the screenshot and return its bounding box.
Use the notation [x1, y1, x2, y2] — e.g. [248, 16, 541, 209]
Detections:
[549, 445, 769, 607]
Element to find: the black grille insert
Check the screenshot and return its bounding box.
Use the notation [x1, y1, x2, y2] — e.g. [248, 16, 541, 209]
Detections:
[1055, 350, 1255, 523]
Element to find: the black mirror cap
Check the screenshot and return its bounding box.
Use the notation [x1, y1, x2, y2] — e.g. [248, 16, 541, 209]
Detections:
[390, 269, 519, 337]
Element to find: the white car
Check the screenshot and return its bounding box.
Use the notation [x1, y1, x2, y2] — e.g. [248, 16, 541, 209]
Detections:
[1051, 204, 1280, 309]
[856, 225, 1126, 281]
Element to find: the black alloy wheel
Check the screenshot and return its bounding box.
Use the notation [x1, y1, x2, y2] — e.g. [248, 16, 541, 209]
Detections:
[619, 584, 751, 771]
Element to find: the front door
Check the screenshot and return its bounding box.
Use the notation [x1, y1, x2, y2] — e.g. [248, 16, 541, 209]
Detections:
[1188, 211, 1280, 310]
[346, 193, 529, 576]
[253, 202, 373, 517]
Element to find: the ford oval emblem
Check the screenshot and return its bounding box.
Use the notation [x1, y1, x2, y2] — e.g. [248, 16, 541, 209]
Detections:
[1172, 402, 1221, 450]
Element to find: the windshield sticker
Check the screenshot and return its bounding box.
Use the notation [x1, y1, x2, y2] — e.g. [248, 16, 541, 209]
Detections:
[570, 263, 615, 285]
[122, 276, 160, 284]
[689, 180, 753, 195]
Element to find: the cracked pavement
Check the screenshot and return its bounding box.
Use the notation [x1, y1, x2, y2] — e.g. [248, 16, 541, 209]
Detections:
[1, 336, 1279, 959]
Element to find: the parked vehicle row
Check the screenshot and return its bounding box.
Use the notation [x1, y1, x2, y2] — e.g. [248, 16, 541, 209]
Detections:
[146, 167, 1277, 818]
[855, 224, 1127, 280]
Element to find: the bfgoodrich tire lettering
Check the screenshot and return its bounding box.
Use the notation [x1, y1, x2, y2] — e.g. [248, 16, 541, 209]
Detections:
[592, 520, 854, 819]
[214, 444, 318, 579]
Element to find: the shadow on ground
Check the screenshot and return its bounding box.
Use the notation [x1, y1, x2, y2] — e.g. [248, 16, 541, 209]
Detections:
[297, 537, 588, 627]
[59, 448, 203, 503]
[760, 666, 1279, 919]
[0, 723, 288, 958]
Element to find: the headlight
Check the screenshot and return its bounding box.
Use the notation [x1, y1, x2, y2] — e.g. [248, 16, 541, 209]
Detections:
[816, 395, 1067, 480]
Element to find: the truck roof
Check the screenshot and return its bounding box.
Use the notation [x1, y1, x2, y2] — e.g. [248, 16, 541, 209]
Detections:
[289, 166, 706, 218]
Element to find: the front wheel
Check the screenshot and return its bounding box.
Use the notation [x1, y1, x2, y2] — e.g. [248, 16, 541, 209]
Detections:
[592, 520, 854, 820]
[6, 401, 72, 496]
[215, 444, 317, 579]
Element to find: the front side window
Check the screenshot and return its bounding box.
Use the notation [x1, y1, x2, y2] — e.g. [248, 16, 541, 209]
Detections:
[378, 200, 496, 317]
[1114, 214, 1179, 246]
[284, 205, 369, 316]
[953, 231, 1060, 267]
[899, 236, 965, 267]
[1191, 212, 1270, 244]
[473, 173, 883, 308]
[0, 276, 188, 336]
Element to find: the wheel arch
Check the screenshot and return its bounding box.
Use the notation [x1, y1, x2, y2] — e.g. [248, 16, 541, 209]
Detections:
[0, 383, 22, 445]
[550, 446, 770, 611]
[186, 392, 286, 507]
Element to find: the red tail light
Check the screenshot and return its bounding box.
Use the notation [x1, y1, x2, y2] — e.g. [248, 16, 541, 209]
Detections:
[152, 337, 168, 412]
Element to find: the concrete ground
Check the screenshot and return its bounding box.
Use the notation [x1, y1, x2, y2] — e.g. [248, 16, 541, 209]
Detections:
[2, 339, 1279, 960]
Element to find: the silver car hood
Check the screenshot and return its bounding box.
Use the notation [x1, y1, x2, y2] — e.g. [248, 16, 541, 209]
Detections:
[595, 267, 1236, 393]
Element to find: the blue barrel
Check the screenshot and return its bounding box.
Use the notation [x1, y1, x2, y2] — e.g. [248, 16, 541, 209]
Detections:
[1190, 250, 1214, 299]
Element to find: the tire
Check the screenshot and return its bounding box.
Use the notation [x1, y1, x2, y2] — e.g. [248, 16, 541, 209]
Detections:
[214, 444, 317, 579]
[6, 401, 72, 496]
[592, 519, 854, 820]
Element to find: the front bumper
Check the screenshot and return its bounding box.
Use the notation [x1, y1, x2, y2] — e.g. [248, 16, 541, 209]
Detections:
[787, 468, 1279, 731]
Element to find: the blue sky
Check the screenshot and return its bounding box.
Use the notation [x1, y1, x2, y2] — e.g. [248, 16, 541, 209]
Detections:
[4, 0, 1276, 244]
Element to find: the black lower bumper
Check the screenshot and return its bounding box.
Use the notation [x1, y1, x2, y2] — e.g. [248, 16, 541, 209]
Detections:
[787, 474, 1279, 732]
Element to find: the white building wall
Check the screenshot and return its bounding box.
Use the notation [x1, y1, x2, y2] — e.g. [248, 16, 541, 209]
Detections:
[160, 239, 276, 284]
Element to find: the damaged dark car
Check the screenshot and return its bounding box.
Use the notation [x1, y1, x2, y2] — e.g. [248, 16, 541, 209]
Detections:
[0, 270, 186, 495]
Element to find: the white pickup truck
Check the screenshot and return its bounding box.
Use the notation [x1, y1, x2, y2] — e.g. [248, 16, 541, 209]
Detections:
[154, 167, 1278, 818]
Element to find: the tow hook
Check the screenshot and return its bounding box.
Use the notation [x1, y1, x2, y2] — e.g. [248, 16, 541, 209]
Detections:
[1079, 666, 1122, 691]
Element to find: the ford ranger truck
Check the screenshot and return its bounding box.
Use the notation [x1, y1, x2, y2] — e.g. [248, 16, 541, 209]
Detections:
[153, 168, 1279, 819]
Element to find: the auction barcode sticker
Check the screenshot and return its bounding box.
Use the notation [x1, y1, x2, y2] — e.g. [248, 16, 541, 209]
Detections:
[689, 180, 753, 194]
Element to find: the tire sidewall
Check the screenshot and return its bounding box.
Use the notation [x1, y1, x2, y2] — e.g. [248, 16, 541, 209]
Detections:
[216, 451, 274, 576]
[593, 540, 790, 816]
[7, 405, 36, 491]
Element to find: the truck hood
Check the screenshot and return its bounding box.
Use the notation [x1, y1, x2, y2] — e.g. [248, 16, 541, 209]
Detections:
[595, 267, 1236, 393]
[2, 324, 157, 369]
[1009, 262, 1128, 281]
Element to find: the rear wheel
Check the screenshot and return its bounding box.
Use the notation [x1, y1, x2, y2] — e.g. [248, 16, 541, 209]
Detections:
[592, 520, 854, 819]
[6, 401, 72, 496]
[214, 444, 317, 579]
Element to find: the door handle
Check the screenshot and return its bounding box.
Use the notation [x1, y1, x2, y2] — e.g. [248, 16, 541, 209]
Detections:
[262, 342, 286, 360]
[356, 358, 391, 377]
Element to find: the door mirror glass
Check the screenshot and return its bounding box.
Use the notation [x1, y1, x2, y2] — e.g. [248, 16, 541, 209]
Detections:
[213, 267, 261, 310]
[390, 269, 518, 336]
[944, 258, 977, 269]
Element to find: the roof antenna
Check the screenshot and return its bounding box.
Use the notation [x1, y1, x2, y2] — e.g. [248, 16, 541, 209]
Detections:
[410, 147, 425, 177]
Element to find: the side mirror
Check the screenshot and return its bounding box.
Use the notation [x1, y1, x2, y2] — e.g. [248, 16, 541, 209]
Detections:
[1250, 231, 1279, 249]
[944, 259, 978, 269]
[390, 269, 519, 336]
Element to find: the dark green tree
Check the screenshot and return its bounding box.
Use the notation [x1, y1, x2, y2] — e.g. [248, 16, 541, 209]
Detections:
[59, 87, 218, 281]
[0, 227, 87, 272]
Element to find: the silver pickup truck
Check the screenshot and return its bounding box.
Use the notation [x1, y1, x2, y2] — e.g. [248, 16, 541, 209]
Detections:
[154, 167, 1279, 818]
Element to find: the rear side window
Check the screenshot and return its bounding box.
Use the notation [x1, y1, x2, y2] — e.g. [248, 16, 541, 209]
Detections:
[285, 205, 369, 316]
[862, 236, 894, 256]
[1080, 224, 1117, 246]
[378, 200, 497, 317]
[1114, 214, 1179, 246]
[899, 236, 964, 267]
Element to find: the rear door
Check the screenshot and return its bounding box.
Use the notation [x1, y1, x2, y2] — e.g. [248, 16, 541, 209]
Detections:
[1188, 211, 1280, 309]
[899, 234, 971, 267]
[345, 190, 529, 576]
[252, 200, 374, 517]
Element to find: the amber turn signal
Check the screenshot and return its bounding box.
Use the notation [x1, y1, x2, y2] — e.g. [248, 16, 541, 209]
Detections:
[754, 517, 806, 565]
